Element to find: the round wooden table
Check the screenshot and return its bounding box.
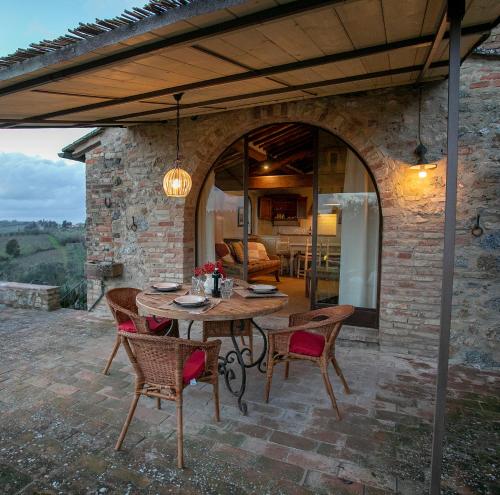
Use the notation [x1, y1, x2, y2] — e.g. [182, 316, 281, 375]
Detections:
[136, 289, 288, 414]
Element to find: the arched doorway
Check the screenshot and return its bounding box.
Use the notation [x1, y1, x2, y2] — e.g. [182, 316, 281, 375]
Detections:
[196, 123, 381, 328]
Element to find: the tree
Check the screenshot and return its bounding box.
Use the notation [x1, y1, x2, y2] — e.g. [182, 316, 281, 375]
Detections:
[62, 220, 72, 229]
[5, 239, 21, 257]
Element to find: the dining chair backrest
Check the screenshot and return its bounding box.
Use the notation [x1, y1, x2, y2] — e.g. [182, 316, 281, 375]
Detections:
[106, 287, 141, 326]
[119, 332, 220, 391]
[121, 332, 179, 388]
[276, 237, 290, 254]
[290, 305, 354, 352]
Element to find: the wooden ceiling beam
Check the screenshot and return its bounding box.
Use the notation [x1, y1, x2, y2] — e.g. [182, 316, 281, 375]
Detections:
[261, 128, 312, 150]
[251, 124, 300, 145]
[251, 149, 313, 176]
[273, 139, 314, 158]
[249, 175, 313, 189]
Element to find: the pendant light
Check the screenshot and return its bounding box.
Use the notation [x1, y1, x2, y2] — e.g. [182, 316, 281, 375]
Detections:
[163, 93, 192, 197]
[410, 87, 437, 178]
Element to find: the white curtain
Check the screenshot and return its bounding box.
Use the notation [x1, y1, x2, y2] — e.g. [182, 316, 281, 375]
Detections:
[339, 151, 379, 308]
[197, 171, 216, 265]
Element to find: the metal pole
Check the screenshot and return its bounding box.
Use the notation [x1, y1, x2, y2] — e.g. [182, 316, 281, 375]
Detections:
[429, 1, 464, 493]
[243, 135, 249, 281]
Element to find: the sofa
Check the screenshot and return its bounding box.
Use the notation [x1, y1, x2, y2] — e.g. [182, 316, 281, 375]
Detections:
[215, 241, 281, 281]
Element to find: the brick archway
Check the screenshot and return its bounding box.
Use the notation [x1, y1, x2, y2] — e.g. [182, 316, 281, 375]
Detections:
[183, 103, 389, 283]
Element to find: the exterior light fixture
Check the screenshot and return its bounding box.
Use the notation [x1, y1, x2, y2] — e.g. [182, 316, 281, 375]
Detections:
[410, 87, 437, 178]
[163, 93, 192, 197]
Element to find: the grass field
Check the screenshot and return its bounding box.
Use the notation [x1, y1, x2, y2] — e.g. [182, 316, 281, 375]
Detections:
[0, 234, 55, 256]
[0, 224, 86, 308]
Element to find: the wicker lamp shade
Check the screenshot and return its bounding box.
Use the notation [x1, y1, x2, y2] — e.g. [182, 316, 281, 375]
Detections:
[163, 163, 192, 197]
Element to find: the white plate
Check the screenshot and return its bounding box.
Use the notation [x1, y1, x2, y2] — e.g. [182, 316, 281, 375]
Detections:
[249, 284, 277, 293]
[152, 282, 181, 292]
[174, 295, 208, 307]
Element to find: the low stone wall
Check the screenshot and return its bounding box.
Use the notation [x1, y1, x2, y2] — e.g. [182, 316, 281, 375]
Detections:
[0, 282, 60, 311]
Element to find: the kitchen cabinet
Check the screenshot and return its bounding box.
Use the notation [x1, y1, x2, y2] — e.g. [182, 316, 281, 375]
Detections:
[258, 195, 308, 222]
[258, 197, 273, 221]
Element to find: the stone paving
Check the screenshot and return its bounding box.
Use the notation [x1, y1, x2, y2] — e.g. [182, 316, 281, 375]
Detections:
[0, 307, 498, 495]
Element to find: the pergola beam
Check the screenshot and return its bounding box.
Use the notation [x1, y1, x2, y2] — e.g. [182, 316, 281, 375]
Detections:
[1, 33, 438, 126]
[417, 7, 449, 82]
[0, 61, 452, 127]
[1, 22, 491, 128]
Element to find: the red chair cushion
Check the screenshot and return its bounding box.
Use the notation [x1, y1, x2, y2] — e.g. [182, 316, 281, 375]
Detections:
[183, 350, 206, 384]
[118, 317, 172, 334]
[289, 330, 325, 357]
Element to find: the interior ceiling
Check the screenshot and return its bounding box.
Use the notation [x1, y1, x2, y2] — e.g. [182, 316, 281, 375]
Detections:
[215, 123, 317, 178]
[0, 0, 498, 129]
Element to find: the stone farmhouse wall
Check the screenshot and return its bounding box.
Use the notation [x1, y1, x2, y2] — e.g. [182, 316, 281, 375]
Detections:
[84, 52, 499, 365]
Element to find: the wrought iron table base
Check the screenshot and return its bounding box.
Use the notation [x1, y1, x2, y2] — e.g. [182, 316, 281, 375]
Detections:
[186, 319, 267, 415]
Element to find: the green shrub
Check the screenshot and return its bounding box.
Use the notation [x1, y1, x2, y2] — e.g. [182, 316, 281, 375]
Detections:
[5, 239, 20, 257]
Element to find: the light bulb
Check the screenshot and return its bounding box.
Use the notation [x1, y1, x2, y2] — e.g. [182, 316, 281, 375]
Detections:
[172, 178, 181, 189]
[418, 169, 427, 179]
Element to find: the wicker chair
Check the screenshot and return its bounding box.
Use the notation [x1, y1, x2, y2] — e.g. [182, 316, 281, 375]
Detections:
[104, 287, 179, 375]
[115, 332, 221, 468]
[264, 305, 354, 420]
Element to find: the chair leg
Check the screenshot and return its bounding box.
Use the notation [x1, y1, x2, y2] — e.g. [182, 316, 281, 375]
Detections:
[284, 361, 290, 380]
[213, 380, 220, 422]
[331, 356, 351, 394]
[156, 397, 161, 409]
[115, 393, 141, 450]
[103, 334, 121, 375]
[240, 336, 246, 347]
[274, 270, 280, 282]
[176, 398, 184, 469]
[321, 368, 341, 421]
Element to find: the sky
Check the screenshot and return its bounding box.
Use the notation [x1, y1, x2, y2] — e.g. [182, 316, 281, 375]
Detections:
[0, 0, 140, 223]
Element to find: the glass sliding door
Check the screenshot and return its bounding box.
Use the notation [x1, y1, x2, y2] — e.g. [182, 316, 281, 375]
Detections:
[197, 138, 247, 279]
[312, 129, 380, 325]
[197, 123, 381, 328]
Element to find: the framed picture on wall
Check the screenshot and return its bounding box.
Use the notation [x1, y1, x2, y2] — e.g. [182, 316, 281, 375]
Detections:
[237, 204, 252, 233]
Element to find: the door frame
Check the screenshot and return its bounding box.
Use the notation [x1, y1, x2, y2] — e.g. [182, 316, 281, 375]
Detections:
[195, 122, 383, 329]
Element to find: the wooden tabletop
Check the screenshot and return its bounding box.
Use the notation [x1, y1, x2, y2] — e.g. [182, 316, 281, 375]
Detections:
[136, 289, 288, 322]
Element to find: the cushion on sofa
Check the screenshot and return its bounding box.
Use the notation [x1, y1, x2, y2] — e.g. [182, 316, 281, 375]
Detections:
[231, 241, 245, 264]
[215, 242, 235, 263]
[248, 242, 270, 261]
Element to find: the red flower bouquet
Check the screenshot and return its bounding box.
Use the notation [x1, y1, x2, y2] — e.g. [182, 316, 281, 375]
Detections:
[194, 260, 226, 278]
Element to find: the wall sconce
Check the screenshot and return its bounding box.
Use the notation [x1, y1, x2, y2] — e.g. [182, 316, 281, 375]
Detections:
[127, 216, 138, 232]
[104, 196, 112, 208]
[410, 87, 437, 178]
[471, 214, 483, 237]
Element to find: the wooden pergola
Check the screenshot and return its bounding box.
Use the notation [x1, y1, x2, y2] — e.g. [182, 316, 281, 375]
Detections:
[0, 0, 497, 128]
[0, 1, 498, 493]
